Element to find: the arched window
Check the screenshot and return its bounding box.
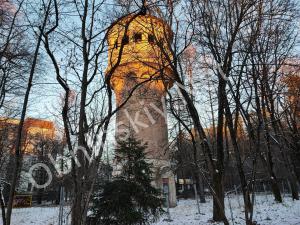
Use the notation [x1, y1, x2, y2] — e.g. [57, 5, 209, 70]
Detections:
[127, 72, 137, 80]
[122, 34, 129, 45]
[133, 33, 142, 42]
[148, 34, 155, 44]
[114, 40, 118, 49]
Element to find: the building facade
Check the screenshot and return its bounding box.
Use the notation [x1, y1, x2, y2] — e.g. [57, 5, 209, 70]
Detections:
[0, 117, 55, 196]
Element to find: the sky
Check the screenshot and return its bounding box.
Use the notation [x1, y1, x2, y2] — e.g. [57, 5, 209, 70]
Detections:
[20, 0, 300, 144]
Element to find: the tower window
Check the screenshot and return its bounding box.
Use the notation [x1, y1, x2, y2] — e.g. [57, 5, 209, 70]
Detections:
[148, 34, 155, 44]
[114, 40, 118, 49]
[122, 35, 129, 45]
[133, 32, 142, 42]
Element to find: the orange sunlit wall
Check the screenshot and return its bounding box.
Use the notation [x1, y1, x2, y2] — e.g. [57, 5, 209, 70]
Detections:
[281, 60, 300, 127]
[0, 117, 55, 154]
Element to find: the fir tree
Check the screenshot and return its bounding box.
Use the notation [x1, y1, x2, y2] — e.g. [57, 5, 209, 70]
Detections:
[91, 136, 164, 225]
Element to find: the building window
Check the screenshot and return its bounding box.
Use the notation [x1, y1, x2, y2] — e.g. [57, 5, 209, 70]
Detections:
[148, 34, 155, 44]
[114, 40, 118, 49]
[122, 35, 129, 45]
[133, 32, 142, 42]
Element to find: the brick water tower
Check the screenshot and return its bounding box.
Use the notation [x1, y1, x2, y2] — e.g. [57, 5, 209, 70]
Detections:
[106, 10, 177, 207]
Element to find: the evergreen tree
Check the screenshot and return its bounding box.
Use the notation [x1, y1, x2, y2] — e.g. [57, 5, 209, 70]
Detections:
[91, 136, 164, 225]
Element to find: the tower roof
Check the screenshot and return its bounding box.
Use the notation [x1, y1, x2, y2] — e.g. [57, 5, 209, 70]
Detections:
[107, 12, 172, 40]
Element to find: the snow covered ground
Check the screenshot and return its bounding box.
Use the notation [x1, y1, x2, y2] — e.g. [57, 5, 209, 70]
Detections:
[155, 195, 300, 225]
[7, 206, 60, 225]
[4, 195, 300, 225]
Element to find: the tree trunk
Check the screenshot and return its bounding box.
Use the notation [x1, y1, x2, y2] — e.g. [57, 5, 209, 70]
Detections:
[5, 7, 50, 222]
[259, 151, 282, 202]
[212, 171, 225, 221]
[213, 77, 226, 221]
[71, 189, 87, 225]
[256, 72, 283, 203]
[288, 178, 299, 200]
[196, 171, 206, 203]
[0, 188, 6, 225]
[172, 74, 229, 225]
[224, 95, 253, 225]
[270, 174, 283, 202]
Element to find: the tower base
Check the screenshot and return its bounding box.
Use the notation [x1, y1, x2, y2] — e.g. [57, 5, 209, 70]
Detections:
[151, 159, 177, 207]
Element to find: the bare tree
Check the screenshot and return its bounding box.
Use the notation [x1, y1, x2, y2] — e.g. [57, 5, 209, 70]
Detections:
[5, 1, 53, 224]
[41, 1, 161, 224]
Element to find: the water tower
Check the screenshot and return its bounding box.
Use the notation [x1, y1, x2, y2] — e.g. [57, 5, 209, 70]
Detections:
[106, 10, 177, 207]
